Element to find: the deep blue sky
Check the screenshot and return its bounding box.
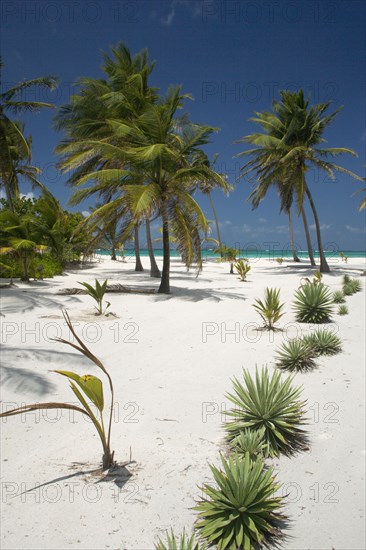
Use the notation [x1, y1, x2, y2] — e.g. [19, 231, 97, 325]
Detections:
[1, 0, 365, 251]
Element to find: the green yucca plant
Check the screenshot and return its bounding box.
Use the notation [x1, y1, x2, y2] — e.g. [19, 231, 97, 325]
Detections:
[194, 453, 287, 549]
[275, 339, 317, 372]
[342, 274, 351, 285]
[225, 367, 307, 456]
[345, 278, 362, 294]
[293, 283, 333, 323]
[302, 329, 342, 356]
[229, 427, 269, 460]
[332, 290, 346, 304]
[234, 259, 251, 281]
[253, 288, 285, 330]
[78, 279, 111, 315]
[338, 304, 349, 315]
[0, 311, 115, 470]
[155, 530, 206, 550]
[342, 282, 355, 296]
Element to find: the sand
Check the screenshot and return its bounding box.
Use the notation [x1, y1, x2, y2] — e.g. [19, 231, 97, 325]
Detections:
[1, 256, 365, 549]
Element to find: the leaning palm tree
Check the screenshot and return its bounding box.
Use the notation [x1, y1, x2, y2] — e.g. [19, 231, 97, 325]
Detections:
[0, 60, 58, 210]
[238, 90, 363, 272]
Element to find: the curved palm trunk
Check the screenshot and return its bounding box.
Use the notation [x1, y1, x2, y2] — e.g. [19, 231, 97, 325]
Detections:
[21, 254, 30, 282]
[134, 224, 144, 272]
[208, 191, 222, 250]
[288, 209, 300, 262]
[146, 219, 161, 278]
[111, 244, 117, 261]
[158, 202, 170, 294]
[305, 185, 330, 273]
[301, 207, 316, 266]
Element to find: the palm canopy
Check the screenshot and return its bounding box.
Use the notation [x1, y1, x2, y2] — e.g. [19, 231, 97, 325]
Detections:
[0, 59, 58, 209]
[237, 89, 363, 272]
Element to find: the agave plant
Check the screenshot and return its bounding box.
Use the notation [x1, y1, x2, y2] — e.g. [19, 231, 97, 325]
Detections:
[155, 530, 206, 550]
[345, 278, 362, 294]
[342, 274, 351, 285]
[342, 282, 355, 296]
[253, 288, 285, 330]
[229, 427, 268, 460]
[78, 279, 111, 315]
[0, 311, 115, 470]
[293, 283, 333, 323]
[275, 339, 317, 372]
[194, 453, 287, 549]
[225, 367, 307, 456]
[234, 258, 251, 281]
[338, 304, 349, 315]
[332, 290, 345, 304]
[302, 329, 342, 356]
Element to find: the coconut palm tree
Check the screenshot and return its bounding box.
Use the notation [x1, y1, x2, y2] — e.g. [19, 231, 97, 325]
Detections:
[0, 60, 57, 210]
[238, 90, 363, 272]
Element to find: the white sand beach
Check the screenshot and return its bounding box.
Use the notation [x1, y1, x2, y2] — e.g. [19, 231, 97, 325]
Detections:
[1, 256, 365, 550]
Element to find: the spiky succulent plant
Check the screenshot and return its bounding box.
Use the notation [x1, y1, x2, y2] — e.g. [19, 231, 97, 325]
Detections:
[338, 304, 349, 316]
[345, 278, 362, 294]
[229, 427, 268, 460]
[253, 288, 285, 330]
[225, 367, 307, 456]
[194, 453, 287, 550]
[155, 530, 206, 550]
[302, 329, 342, 356]
[275, 339, 317, 372]
[332, 290, 345, 304]
[293, 283, 333, 323]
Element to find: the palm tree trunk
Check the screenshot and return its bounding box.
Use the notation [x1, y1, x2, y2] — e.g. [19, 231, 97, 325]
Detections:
[21, 254, 30, 282]
[301, 207, 316, 266]
[158, 202, 170, 294]
[305, 185, 330, 273]
[146, 219, 160, 278]
[134, 224, 144, 272]
[111, 244, 117, 261]
[208, 191, 222, 250]
[288, 209, 300, 262]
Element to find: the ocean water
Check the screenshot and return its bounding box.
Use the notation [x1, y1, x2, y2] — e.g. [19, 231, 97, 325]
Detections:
[95, 248, 366, 260]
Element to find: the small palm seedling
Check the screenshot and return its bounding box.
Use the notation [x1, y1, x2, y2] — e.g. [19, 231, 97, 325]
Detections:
[194, 453, 287, 549]
[234, 258, 251, 281]
[338, 304, 349, 316]
[253, 287, 285, 330]
[332, 290, 345, 304]
[155, 530, 206, 550]
[302, 329, 342, 357]
[276, 257, 284, 264]
[275, 339, 317, 372]
[78, 279, 111, 315]
[312, 270, 323, 285]
[339, 251, 348, 263]
[215, 245, 239, 274]
[229, 427, 268, 460]
[225, 367, 307, 456]
[293, 283, 333, 323]
[0, 311, 115, 470]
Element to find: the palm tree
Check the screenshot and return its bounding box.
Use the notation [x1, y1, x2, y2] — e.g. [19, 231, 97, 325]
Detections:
[238, 90, 363, 272]
[0, 60, 58, 210]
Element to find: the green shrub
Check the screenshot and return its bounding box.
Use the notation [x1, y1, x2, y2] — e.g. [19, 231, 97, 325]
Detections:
[253, 287, 285, 330]
[229, 427, 268, 460]
[346, 278, 362, 294]
[0, 253, 63, 279]
[155, 530, 206, 550]
[276, 257, 284, 264]
[332, 290, 345, 304]
[302, 329, 342, 356]
[225, 367, 307, 456]
[338, 304, 349, 316]
[343, 274, 351, 285]
[293, 283, 333, 323]
[342, 283, 354, 296]
[275, 339, 317, 372]
[194, 453, 287, 549]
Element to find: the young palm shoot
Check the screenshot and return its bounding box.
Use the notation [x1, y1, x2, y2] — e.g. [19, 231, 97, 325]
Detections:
[0, 311, 115, 470]
[234, 258, 251, 281]
[253, 287, 285, 330]
[78, 279, 111, 315]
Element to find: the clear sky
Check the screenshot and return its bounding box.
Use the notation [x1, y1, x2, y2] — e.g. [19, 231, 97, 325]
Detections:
[1, 0, 365, 251]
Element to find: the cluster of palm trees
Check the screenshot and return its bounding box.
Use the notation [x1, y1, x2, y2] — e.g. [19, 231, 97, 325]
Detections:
[1, 48, 364, 287]
[237, 90, 364, 272]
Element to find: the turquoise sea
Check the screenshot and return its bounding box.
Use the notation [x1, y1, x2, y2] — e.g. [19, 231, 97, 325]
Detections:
[95, 248, 366, 260]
